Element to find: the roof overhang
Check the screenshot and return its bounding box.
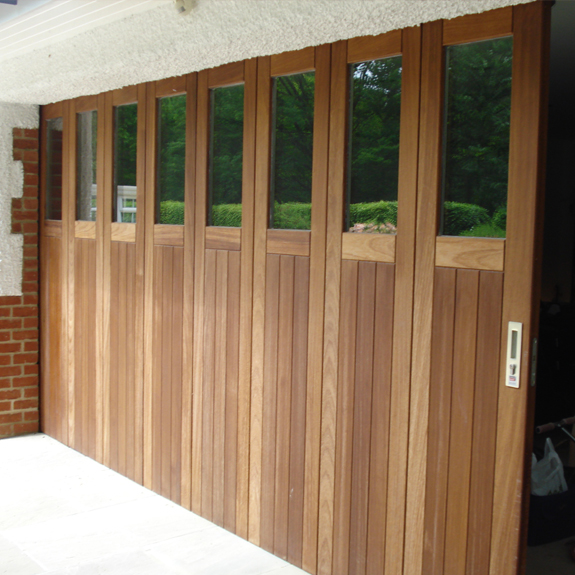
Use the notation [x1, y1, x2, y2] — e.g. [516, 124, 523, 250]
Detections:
[0, 0, 533, 105]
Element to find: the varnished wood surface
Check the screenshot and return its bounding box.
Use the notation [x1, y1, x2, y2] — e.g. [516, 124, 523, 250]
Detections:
[347, 29, 402, 63]
[205, 226, 241, 251]
[271, 47, 315, 77]
[74, 220, 96, 239]
[435, 236, 504, 271]
[154, 224, 184, 247]
[443, 6, 513, 46]
[266, 229, 310, 257]
[341, 232, 395, 263]
[111, 222, 136, 243]
[43, 220, 62, 237]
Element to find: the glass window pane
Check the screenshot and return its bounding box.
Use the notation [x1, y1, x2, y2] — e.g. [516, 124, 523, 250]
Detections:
[46, 117, 63, 220]
[347, 56, 402, 234]
[209, 84, 244, 227]
[76, 110, 97, 222]
[441, 37, 513, 238]
[157, 94, 186, 225]
[113, 102, 138, 223]
[271, 72, 315, 230]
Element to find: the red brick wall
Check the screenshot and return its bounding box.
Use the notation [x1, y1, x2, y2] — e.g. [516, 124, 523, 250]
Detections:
[0, 128, 40, 438]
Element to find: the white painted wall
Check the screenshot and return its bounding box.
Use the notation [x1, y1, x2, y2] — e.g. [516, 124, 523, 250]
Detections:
[0, 103, 38, 296]
[0, 0, 531, 295]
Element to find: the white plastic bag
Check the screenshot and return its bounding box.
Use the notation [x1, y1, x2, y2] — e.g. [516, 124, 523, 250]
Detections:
[531, 438, 568, 496]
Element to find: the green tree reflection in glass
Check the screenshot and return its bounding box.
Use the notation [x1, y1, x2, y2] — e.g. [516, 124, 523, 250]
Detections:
[441, 37, 513, 238]
[157, 94, 186, 225]
[348, 56, 402, 234]
[114, 102, 138, 223]
[271, 72, 315, 230]
[209, 84, 244, 227]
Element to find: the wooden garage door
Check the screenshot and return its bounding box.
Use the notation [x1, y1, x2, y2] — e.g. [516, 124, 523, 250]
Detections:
[39, 3, 550, 575]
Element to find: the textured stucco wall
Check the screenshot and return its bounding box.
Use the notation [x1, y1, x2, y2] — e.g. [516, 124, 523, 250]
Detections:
[0, 104, 39, 296]
[0, 0, 532, 295]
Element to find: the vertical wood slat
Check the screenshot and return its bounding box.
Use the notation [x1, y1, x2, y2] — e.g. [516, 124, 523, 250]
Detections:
[152, 246, 163, 494]
[236, 57, 258, 539]
[302, 42, 331, 575]
[143, 81, 157, 490]
[125, 245, 136, 481]
[64, 100, 75, 448]
[249, 55, 271, 545]
[317, 39, 347, 575]
[274, 255, 296, 560]
[403, 20, 443, 575]
[384, 24, 422, 575]
[101, 91, 113, 467]
[365, 263, 395, 575]
[213, 249, 229, 527]
[424, 267, 456, 575]
[332, 259, 358, 575]
[181, 72, 198, 512]
[109, 242, 120, 471]
[443, 269, 479, 575]
[287, 256, 310, 568]
[466, 271, 503, 575]
[224, 250, 241, 532]
[201, 249, 217, 519]
[261, 254, 280, 553]
[348, 261, 376, 575]
[171, 247, 184, 506]
[161, 248, 174, 498]
[133, 83, 148, 485]
[490, 4, 551, 573]
[192, 70, 209, 514]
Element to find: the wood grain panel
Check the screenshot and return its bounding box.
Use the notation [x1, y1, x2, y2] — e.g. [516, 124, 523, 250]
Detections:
[209, 61, 244, 88]
[402, 21, 442, 575]
[348, 261, 376, 575]
[111, 222, 136, 243]
[205, 226, 241, 251]
[224, 250, 241, 532]
[170, 247, 184, 505]
[213, 249, 229, 527]
[443, 6, 513, 46]
[156, 75, 187, 98]
[75, 220, 96, 239]
[318, 39, 347, 575]
[490, 5, 550, 574]
[435, 236, 504, 271]
[236, 57, 258, 539]
[302, 42, 331, 574]
[332, 259, 358, 575]
[180, 71, 197, 511]
[202, 248, 217, 520]
[443, 269, 479, 575]
[466, 271, 503, 575]
[249, 55, 272, 545]
[43, 220, 63, 237]
[287, 256, 310, 568]
[260, 254, 280, 554]
[266, 229, 310, 257]
[40, 237, 64, 440]
[154, 224, 184, 246]
[161, 248, 174, 499]
[424, 267, 456, 575]
[365, 263, 395, 575]
[347, 29, 402, 63]
[274, 255, 295, 560]
[271, 47, 315, 77]
[152, 245, 163, 494]
[342, 233, 395, 263]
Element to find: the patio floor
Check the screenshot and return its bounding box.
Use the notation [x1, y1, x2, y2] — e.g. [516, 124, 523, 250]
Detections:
[0, 433, 307, 575]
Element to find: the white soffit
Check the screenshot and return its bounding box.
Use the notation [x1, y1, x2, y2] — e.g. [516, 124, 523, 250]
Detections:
[0, 0, 533, 105]
[0, 0, 169, 61]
